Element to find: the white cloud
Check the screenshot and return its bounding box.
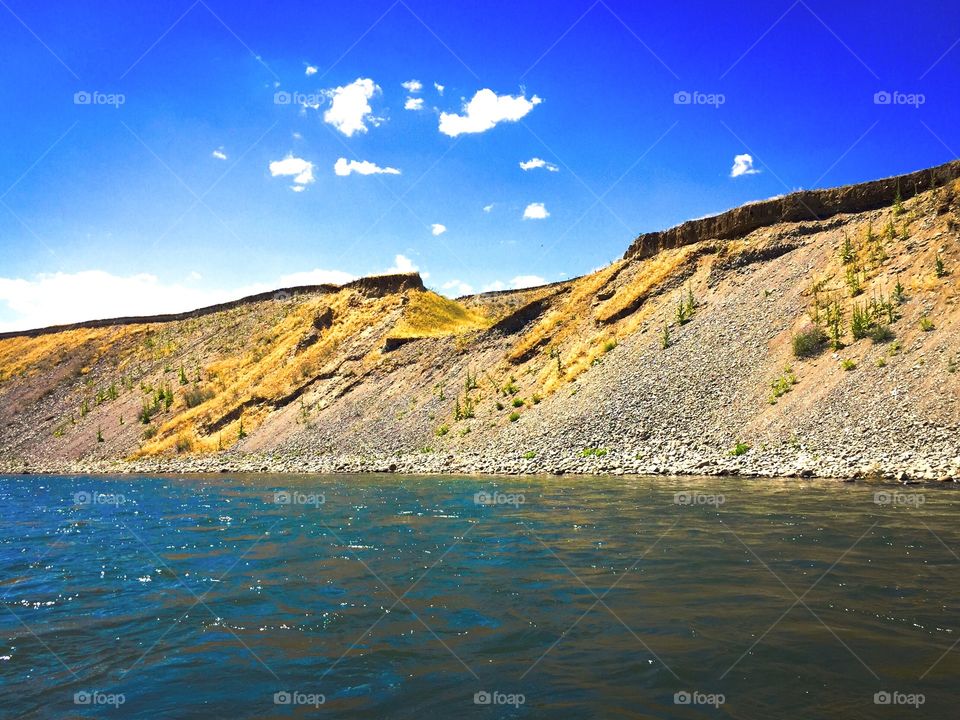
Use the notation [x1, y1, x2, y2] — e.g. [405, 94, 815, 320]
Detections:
[441, 279, 473, 296]
[730, 153, 760, 177]
[438, 88, 542, 137]
[510, 275, 546, 289]
[187, 271, 203, 281]
[269, 155, 315, 189]
[385, 254, 420, 276]
[323, 78, 381, 137]
[480, 275, 546, 293]
[211, 148, 227, 161]
[483, 203, 494, 213]
[401, 79, 422, 93]
[0, 271, 323, 332]
[523, 202, 549, 220]
[431, 223, 447, 236]
[519, 157, 558, 172]
[434, 82, 444, 95]
[292, 131, 302, 140]
[305, 65, 318, 76]
[333, 158, 401, 176]
[404, 97, 424, 111]
[277, 268, 355, 286]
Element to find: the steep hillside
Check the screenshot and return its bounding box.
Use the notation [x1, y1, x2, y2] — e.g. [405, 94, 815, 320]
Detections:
[2, 161, 959, 480]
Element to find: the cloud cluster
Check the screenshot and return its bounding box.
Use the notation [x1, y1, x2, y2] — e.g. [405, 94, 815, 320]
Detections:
[730, 153, 760, 177]
[404, 97, 424, 111]
[211, 147, 227, 160]
[431, 223, 447, 236]
[439, 89, 542, 137]
[333, 158, 401, 176]
[269, 155, 315, 191]
[523, 202, 549, 220]
[323, 78, 381, 137]
[519, 157, 558, 172]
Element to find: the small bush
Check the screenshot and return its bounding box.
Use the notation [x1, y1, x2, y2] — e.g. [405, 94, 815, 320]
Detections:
[512, 397, 525, 408]
[935, 254, 947, 278]
[792, 326, 827, 358]
[868, 325, 894, 343]
[509, 412, 520, 422]
[661, 323, 671, 349]
[730, 442, 750, 456]
[841, 358, 856, 371]
[876, 357, 887, 368]
[919, 316, 935, 332]
[436, 424, 449, 437]
[523, 451, 537, 460]
[175, 434, 193, 453]
[183, 386, 215, 408]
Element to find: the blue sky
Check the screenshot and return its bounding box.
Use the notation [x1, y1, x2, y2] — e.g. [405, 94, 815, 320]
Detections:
[1, 0, 958, 330]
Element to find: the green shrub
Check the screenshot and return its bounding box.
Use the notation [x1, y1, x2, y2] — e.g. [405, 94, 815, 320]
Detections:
[603, 339, 617, 353]
[792, 326, 827, 358]
[509, 412, 520, 422]
[436, 424, 449, 437]
[661, 323, 671, 349]
[730, 442, 750, 456]
[512, 397, 525, 408]
[935, 254, 947, 278]
[919, 316, 935, 332]
[841, 358, 856, 371]
[868, 325, 894, 343]
[523, 451, 537, 460]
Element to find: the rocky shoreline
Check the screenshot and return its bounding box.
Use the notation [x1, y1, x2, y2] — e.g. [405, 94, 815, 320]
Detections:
[3, 442, 957, 481]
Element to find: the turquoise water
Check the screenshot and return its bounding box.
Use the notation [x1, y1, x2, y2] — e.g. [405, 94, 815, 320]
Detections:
[0, 474, 958, 719]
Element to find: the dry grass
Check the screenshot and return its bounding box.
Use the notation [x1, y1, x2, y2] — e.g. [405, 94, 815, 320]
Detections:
[388, 291, 492, 339]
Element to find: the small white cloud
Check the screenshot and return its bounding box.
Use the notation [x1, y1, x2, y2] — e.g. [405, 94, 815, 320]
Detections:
[730, 153, 760, 178]
[333, 158, 401, 176]
[211, 148, 227, 160]
[278, 268, 355, 286]
[187, 271, 202, 281]
[441, 279, 473, 296]
[292, 131, 302, 140]
[305, 65, 318, 76]
[434, 82, 445, 95]
[519, 157, 558, 172]
[401, 79, 422, 93]
[431, 223, 447, 236]
[439, 88, 542, 137]
[523, 202, 549, 220]
[510, 275, 546, 289]
[483, 203, 494, 213]
[404, 97, 424, 111]
[269, 155, 315, 189]
[322, 78, 381, 137]
[385, 254, 419, 275]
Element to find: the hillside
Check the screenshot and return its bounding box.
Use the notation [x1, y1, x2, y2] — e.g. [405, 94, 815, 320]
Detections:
[2, 161, 959, 480]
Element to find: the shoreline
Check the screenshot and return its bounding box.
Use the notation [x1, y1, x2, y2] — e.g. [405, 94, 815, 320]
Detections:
[3, 446, 957, 482]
